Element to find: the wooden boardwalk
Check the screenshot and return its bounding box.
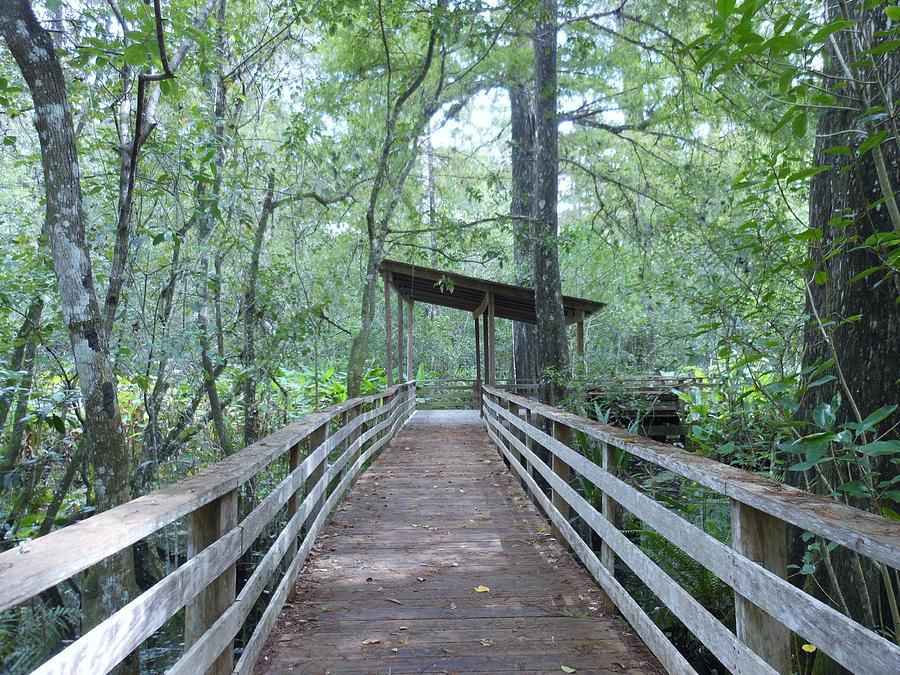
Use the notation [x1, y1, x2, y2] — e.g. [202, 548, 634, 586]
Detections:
[254, 410, 659, 674]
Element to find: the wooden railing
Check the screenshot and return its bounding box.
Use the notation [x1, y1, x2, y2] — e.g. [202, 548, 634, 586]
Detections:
[417, 378, 539, 410]
[417, 378, 478, 409]
[481, 385, 900, 675]
[0, 381, 416, 675]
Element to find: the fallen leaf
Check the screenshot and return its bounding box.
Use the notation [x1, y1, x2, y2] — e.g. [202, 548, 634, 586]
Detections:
[278, 634, 294, 642]
[386, 597, 403, 605]
[560, 665, 576, 673]
[450, 602, 457, 609]
[391, 647, 399, 653]
[480, 638, 493, 647]
[802, 644, 817, 653]
[362, 638, 381, 645]
[417, 577, 425, 582]
[473, 585, 490, 593]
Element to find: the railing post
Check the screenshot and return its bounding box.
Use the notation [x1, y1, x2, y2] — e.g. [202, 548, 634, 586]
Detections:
[185, 488, 238, 675]
[304, 422, 330, 535]
[505, 398, 520, 469]
[599, 441, 618, 612]
[285, 441, 303, 564]
[349, 403, 363, 466]
[731, 500, 790, 673]
[523, 407, 535, 486]
[551, 421, 572, 545]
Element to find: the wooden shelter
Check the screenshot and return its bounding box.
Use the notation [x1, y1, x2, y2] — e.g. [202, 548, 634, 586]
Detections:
[378, 259, 604, 387]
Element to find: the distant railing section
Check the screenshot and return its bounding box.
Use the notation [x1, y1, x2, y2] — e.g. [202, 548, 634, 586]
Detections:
[481, 385, 900, 675]
[0, 381, 417, 675]
[416, 378, 539, 410]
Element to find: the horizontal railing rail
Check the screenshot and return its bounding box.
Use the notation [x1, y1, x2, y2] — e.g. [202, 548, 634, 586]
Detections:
[481, 385, 900, 675]
[0, 381, 416, 675]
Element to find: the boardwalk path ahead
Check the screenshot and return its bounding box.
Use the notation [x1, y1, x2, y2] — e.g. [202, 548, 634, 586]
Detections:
[255, 410, 659, 674]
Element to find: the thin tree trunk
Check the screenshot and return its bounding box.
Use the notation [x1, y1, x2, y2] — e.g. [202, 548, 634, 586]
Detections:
[532, 0, 569, 404]
[1, 301, 43, 478]
[0, 299, 42, 433]
[0, 2, 138, 664]
[196, 0, 232, 455]
[242, 171, 276, 448]
[509, 84, 538, 384]
[345, 17, 440, 397]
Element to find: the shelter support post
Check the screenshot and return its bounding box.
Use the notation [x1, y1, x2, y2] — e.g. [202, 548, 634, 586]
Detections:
[406, 300, 413, 381]
[397, 287, 404, 380]
[487, 294, 496, 386]
[384, 273, 393, 387]
[474, 316, 482, 413]
[577, 312, 585, 377]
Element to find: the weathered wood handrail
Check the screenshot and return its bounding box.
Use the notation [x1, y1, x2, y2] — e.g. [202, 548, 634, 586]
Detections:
[417, 379, 539, 411]
[0, 381, 416, 674]
[481, 385, 900, 675]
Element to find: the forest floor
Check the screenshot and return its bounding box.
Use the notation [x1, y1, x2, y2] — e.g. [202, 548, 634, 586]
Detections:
[254, 410, 659, 674]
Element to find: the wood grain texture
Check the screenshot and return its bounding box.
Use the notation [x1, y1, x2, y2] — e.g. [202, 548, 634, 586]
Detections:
[482, 386, 900, 570]
[485, 393, 900, 675]
[0, 383, 413, 614]
[485, 408, 774, 675]
[254, 410, 660, 674]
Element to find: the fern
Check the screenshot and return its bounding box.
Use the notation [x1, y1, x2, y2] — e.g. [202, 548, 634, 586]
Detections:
[628, 525, 734, 623]
[0, 602, 79, 673]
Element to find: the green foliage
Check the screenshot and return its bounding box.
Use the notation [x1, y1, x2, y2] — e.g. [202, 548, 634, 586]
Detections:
[0, 603, 79, 673]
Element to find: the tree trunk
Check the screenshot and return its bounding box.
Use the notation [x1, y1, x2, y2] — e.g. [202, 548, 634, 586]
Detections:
[0, 2, 138, 664]
[0, 299, 43, 479]
[798, 0, 900, 648]
[242, 171, 276, 448]
[347, 246, 384, 397]
[509, 84, 539, 385]
[531, 0, 569, 404]
[196, 0, 232, 455]
[0, 299, 42, 434]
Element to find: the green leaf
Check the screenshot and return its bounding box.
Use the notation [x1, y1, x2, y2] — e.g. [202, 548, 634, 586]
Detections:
[846, 404, 898, 436]
[807, 375, 836, 388]
[717, 0, 737, 17]
[123, 45, 147, 67]
[821, 145, 851, 156]
[863, 38, 900, 56]
[887, 6, 900, 20]
[47, 415, 65, 435]
[837, 480, 871, 498]
[813, 402, 836, 430]
[811, 20, 854, 43]
[791, 112, 807, 138]
[848, 265, 884, 284]
[787, 166, 828, 183]
[858, 130, 891, 156]
[857, 440, 900, 457]
[881, 506, 900, 520]
[789, 456, 827, 471]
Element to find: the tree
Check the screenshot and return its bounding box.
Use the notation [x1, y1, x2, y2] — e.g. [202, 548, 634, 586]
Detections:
[0, 0, 138, 655]
[798, 0, 900, 645]
[531, 0, 569, 403]
[509, 83, 538, 383]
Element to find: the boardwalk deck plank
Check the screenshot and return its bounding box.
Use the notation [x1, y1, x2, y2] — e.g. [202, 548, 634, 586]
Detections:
[255, 410, 660, 674]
